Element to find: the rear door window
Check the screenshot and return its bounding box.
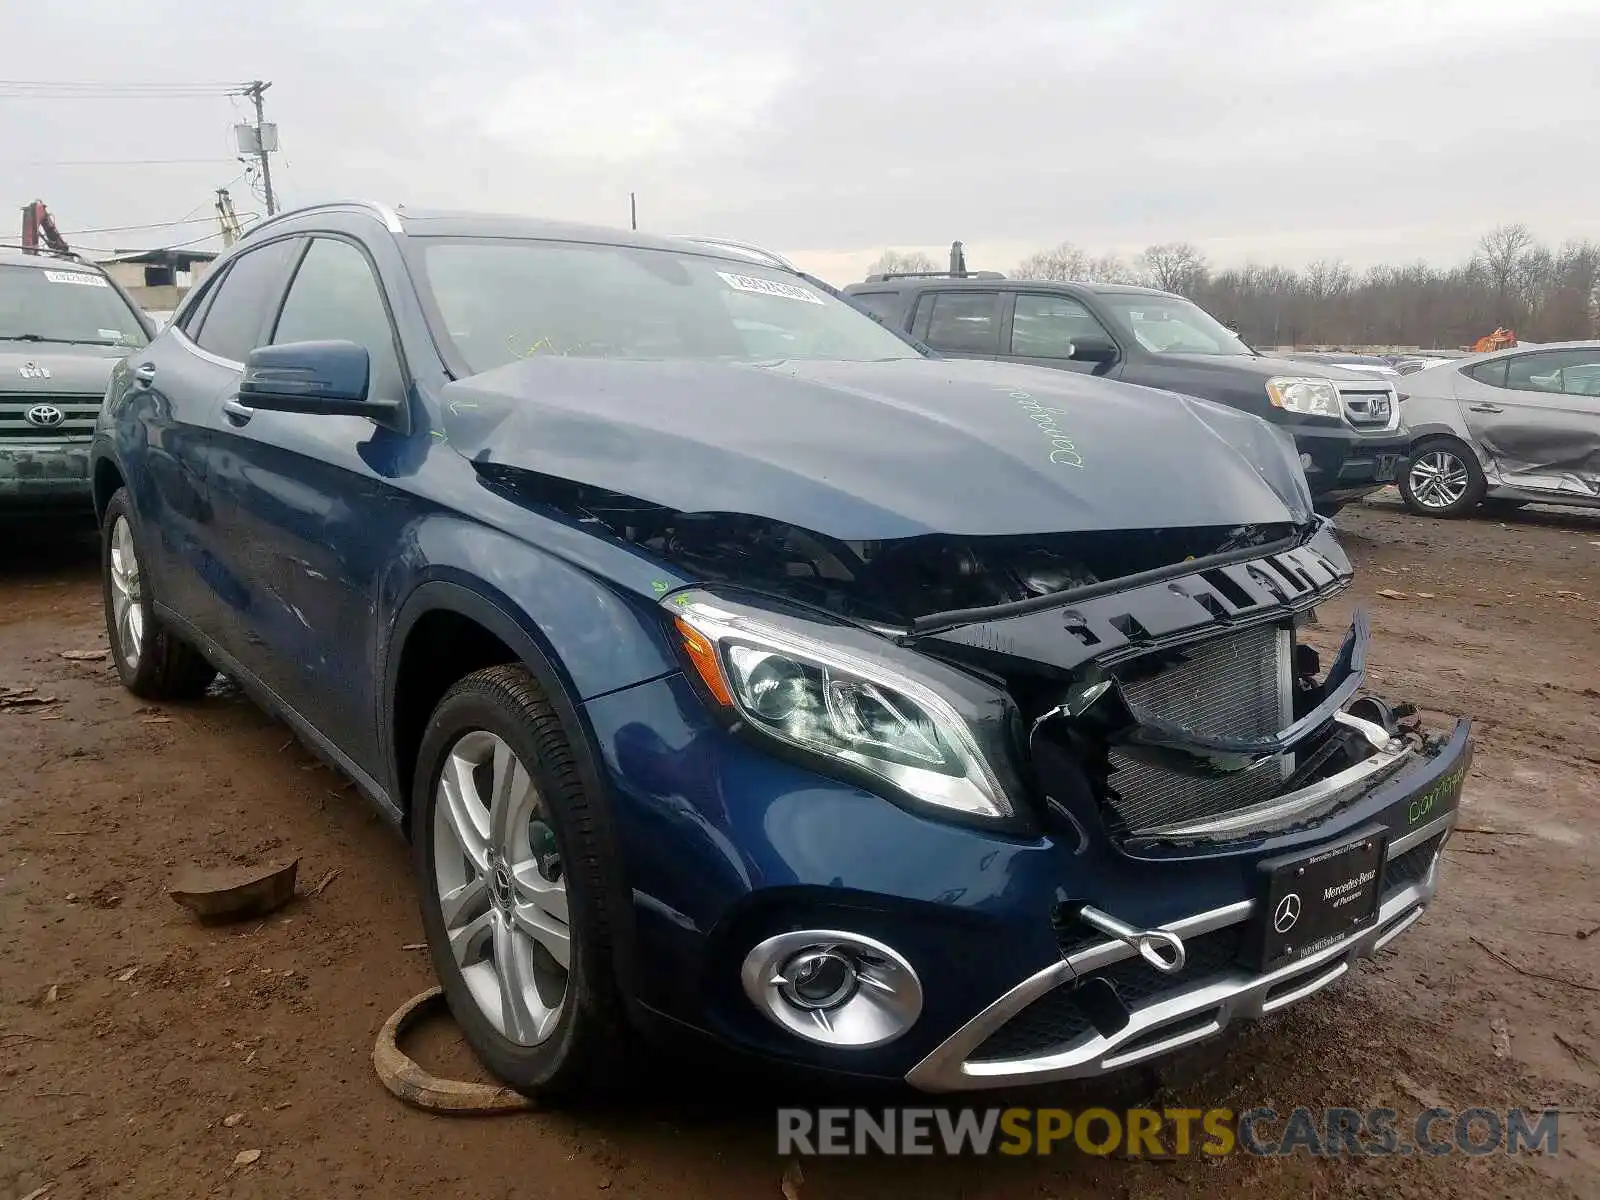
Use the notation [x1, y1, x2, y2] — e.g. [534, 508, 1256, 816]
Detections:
[1465, 359, 1509, 388]
[189, 238, 303, 363]
[916, 292, 1001, 355]
[1505, 349, 1600, 396]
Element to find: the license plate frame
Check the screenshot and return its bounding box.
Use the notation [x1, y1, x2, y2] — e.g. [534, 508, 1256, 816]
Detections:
[1374, 453, 1402, 483]
[1248, 826, 1387, 973]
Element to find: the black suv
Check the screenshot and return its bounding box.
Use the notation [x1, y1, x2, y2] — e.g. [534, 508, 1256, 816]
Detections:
[843, 275, 1406, 510]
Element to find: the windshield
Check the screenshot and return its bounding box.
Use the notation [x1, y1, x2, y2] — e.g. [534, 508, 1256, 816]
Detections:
[1097, 294, 1252, 356]
[0, 264, 148, 348]
[414, 238, 922, 374]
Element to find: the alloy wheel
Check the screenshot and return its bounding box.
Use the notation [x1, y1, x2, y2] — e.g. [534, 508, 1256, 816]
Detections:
[108, 515, 144, 670]
[1407, 449, 1470, 510]
[432, 729, 571, 1046]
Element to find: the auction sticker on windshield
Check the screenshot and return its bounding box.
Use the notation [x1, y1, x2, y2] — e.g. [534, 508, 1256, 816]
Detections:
[716, 271, 825, 305]
[43, 270, 109, 287]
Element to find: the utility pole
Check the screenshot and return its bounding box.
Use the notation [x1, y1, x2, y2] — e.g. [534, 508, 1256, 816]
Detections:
[242, 80, 277, 216]
[630, 192, 637, 231]
[215, 188, 243, 247]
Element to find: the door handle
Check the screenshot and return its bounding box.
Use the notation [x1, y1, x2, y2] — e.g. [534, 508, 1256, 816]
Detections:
[1468, 403, 1503, 413]
[223, 397, 254, 425]
[132, 363, 156, 389]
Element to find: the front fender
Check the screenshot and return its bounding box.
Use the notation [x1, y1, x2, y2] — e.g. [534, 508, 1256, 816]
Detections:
[378, 512, 680, 709]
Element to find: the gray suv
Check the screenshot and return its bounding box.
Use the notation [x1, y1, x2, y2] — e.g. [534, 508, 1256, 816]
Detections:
[843, 274, 1407, 512]
[1, 248, 152, 512]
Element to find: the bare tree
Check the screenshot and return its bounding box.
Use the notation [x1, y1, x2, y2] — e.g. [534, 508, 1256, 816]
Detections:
[1014, 243, 1144, 284]
[1477, 223, 1536, 318]
[999, 227, 1598, 347]
[866, 249, 936, 277]
[1140, 242, 1208, 296]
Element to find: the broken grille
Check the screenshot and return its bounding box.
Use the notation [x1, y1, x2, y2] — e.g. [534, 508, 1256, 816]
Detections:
[1106, 623, 1292, 835]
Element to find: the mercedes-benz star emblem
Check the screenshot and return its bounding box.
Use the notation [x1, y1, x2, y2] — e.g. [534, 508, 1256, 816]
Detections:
[25, 404, 65, 428]
[1273, 893, 1302, 934]
[19, 361, 51, 380]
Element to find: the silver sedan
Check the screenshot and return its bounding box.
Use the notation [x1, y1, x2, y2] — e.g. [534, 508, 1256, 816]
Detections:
[1395, 341, 1600, 517]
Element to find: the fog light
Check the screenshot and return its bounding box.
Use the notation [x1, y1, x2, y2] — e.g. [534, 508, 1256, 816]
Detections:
[780, 949, 858, 1010]
[741, 931, 922, 1048]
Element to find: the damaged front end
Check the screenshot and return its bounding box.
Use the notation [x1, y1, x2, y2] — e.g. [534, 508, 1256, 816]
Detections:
[466, 392, 1469, 1090]
[478, 455, 1463, 855]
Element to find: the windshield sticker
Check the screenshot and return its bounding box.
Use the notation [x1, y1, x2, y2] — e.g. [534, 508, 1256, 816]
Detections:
[43, 270, 108, 287]
[1016, 395, 1085, 469]
[715, 271, 825, 305]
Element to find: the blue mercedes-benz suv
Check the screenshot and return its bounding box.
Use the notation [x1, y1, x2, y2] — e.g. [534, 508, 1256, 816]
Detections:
[91, 202, 1471, 1100]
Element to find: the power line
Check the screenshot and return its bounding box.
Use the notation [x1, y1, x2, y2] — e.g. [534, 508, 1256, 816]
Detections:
[0, 80, 247, 98]
[5, 158, 234, 167]
[61, 215, 222, 236]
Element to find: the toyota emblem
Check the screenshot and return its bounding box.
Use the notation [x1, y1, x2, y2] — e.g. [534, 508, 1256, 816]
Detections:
[1273, 893, 1302, 934]
[25, 404, 65, 428]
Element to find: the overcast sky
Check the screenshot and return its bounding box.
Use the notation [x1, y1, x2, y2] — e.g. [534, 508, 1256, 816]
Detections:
[5, 0, 1599, 283]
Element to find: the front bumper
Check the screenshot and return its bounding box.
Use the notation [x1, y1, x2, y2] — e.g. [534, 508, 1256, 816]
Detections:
[0, 441, 93, 506]
[1290, 424, 1408, 503]
[589, 650, 1472, 1090]
[906, 806, 1456, 1091]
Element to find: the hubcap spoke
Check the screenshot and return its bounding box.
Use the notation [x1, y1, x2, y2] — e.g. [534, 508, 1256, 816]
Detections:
[488, 740, 535, 851]
[438, 750, 492, 870]
[509, 896, 572, 970]
[492, 914, 542, 1042]
[439, 872, 489, 928]
[448, 908, 494, 969]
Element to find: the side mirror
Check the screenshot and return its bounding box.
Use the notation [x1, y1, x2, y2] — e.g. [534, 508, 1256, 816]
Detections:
[239, 340, 399, 420]
[1070, 336, 1118, 364]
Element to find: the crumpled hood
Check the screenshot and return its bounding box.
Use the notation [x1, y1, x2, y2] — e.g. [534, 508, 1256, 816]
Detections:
[441, 356, 1314, 540]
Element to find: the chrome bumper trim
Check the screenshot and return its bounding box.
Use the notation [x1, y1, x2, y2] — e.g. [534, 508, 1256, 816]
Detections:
[905, 812, 1454, 1092]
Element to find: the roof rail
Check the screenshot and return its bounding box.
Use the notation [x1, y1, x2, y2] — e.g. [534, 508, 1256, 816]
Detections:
[241, 200, 404, 240]
[672, 235, 798, 273]
[0, 242, 88, 264]
[864, 270, 1006, 283]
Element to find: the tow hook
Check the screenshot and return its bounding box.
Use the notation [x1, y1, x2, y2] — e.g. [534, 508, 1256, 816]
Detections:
[1075, 905, 1188, 974]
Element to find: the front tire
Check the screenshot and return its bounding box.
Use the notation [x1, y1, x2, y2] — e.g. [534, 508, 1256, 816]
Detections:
[411, 664, 629, 1101]
[1399, 437, 1485, 518]
[100, 488, 217, 700]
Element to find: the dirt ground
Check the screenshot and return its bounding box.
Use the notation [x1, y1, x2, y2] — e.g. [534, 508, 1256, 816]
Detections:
[2, 493, 1597, 1200]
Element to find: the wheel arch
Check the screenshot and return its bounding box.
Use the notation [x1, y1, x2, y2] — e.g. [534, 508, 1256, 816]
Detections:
[90, 451, 126, 523]
[384, 577, 644, 1006]
[385, 579, 602, 817]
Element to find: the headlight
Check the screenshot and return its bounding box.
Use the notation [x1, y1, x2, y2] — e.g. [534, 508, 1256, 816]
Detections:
[668, 591, 1015, 822]
[1265, 376, 1342, 418]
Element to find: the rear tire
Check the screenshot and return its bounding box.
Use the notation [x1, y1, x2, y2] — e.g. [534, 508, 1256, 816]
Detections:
[1399, 437, 1485, 518]
[100, 488, 217, 700]
[411, 664, 630, 1102]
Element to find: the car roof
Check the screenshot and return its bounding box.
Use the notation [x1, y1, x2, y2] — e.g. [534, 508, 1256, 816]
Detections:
[846, 275, 1183, 300]
[244, 201, 776, 268]
[0, 246, 106, 274]
[1470, 339, 1600, 361]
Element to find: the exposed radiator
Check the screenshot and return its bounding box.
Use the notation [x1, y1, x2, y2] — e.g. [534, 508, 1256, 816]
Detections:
[1106, 623, 1292, 835]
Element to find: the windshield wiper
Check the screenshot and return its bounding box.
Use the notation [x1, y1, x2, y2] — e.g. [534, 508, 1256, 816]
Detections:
[0, 332, 122, 345]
